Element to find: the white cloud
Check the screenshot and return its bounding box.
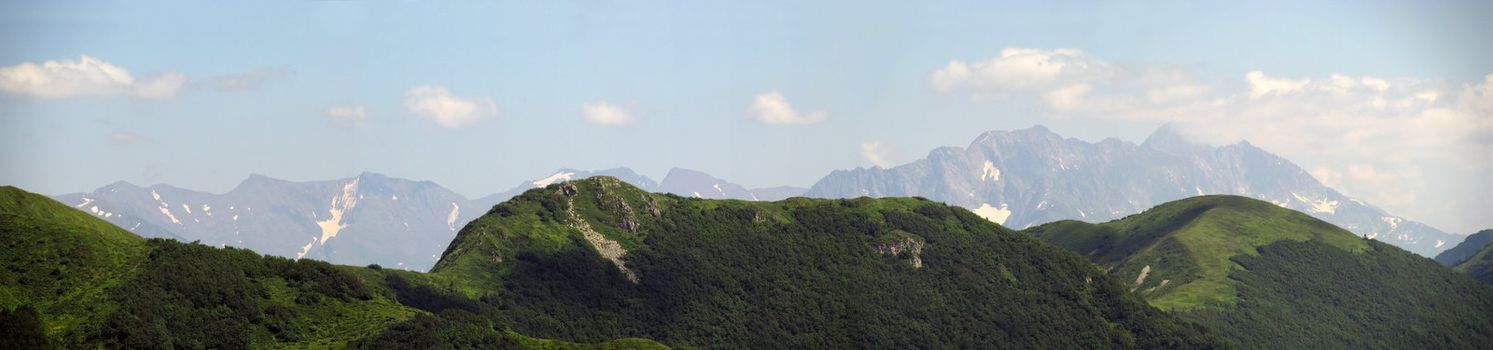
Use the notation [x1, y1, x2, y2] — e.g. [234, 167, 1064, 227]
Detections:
[932, 48, 1493, 232]
[325, 104, 369, 127]
[930, 48, 1106, 95]
[1245, 71, 1309, 98]
[402, 85, 496, 128]
[0, 55, 185, 99]
[581, 101, 634, 125]
[860, 142, 891, 168]
[751, 90, 826, 125]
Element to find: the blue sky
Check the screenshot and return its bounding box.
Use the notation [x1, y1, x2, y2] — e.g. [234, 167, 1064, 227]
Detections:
[1, 1, 1490, 232]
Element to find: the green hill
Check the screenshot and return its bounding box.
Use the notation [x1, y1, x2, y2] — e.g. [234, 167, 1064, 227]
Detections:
[433, 177, 1222, 348]
[0, 186, 149, 343]
[1452, 239, 1493, 284]
[0, 186, 667, 350]
[1435, 229, 1493, 266]
[1024, 195, 1493, 348]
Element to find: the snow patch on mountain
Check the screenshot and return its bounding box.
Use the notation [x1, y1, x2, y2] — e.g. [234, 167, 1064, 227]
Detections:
[74, 197, 93, 208]
[1290, 192, 1340, 214]
[981, 160, 1001, 182]
[1382, 216, 1402, 230]
[972, 203, 1013, 225]
[296, 236, 317, 259]
[446, 202, 460, 231]
[315, 178, 360, 245]
[532, 171, 576, 187]
[157, 206, 180, 224]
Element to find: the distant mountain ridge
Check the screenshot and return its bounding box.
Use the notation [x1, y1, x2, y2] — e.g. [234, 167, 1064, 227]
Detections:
[804, 125, 1463, 257]
[52, 168, 803, 271]
[53, 172, 484, 271]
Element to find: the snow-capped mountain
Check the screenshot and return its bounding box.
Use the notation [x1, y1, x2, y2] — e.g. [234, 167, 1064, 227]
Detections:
[54, 172, 485, 271]
[53, 167, 800, 271]
[804, 125, 1462, 257]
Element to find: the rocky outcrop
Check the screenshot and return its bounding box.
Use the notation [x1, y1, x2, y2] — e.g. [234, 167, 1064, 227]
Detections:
[872, 235, 925, 268]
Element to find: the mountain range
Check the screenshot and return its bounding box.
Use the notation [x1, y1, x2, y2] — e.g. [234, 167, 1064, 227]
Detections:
[805, 125, 1463, 257]
[48, 125, 1467, 270]
[13, 177, 1491, 348]
[51, 168, 805, 271]
[4, 182, 1223, 348]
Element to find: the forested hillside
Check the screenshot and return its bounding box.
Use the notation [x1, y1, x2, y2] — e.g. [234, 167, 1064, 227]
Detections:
[434, 177, 1223, 349]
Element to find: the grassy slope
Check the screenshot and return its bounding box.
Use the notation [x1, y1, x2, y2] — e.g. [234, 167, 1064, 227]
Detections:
[0, 185, 666, 349]
[1025, 195, 1493, 348]
[0, 186, 149, 341]
[1453, 242, 1493, 284]
[1025, 195, 1367, 310]
[433, 177, 1222, 349]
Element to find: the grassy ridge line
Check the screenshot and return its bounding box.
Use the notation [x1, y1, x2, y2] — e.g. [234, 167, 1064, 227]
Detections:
[1025, 195, 1368, 310]
[1025, 194, 1493, 349]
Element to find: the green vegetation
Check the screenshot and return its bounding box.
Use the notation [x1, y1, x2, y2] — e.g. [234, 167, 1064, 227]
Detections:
[1452, 239, 1493, 284]
[1025, 195, 1493, 348]
[0, 186, 668, 349]
[0, 305, 48, 349]
[1026, 195, 1367, 310]
[1435, 229, 1493, 266]
[434, 178, 1223, 348]
[0, 186, 148, 341]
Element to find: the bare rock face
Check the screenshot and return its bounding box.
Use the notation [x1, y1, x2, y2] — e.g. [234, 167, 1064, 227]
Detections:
[872, 236, 925, 269]
[641, 196, 662, 218]
[558, 183, 579, 197]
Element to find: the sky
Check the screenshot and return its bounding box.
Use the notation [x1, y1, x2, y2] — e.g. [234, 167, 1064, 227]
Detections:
[1, 1, 1490, 232]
